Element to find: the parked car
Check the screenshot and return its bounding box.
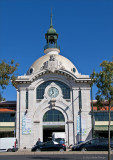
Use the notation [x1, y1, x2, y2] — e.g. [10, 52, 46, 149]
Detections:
[69, 141, 84, 149]
[72, 138, 113, 151]
[54, 138, 65, 144]
[31, 140, 66, 152]
[0, 137, 18, 152]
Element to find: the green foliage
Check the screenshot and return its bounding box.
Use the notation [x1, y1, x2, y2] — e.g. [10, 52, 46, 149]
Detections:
[91, 59, 113, 105]
[0, 60, 19, 101]
[0, 93, 5, 102]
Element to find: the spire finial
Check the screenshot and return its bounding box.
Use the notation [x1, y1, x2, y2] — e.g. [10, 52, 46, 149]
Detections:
[50, 9, 53, 28]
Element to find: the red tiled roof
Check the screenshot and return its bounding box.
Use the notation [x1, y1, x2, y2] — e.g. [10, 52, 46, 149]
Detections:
[93, 106, 113, 111]
[91, 100, 113, 111]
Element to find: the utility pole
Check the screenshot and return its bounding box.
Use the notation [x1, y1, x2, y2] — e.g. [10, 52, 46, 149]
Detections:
[72, 89, 75, 145]
[79, 88, 82, 142]
[91, 86, 94, 138]
[108, 99, 111, 160]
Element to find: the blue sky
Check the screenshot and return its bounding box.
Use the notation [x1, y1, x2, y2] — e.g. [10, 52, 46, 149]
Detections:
[0, 0, 112, 100]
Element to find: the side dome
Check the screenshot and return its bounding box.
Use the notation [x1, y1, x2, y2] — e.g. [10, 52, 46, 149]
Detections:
[27, 54, 79, 76]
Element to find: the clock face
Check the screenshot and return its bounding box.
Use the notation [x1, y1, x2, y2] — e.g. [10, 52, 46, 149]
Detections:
[48, 87, 59, 98]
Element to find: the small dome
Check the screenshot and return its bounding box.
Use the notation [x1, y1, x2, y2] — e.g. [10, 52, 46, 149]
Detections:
[47, 27, 57, 34]
[27, 54, 79, 76]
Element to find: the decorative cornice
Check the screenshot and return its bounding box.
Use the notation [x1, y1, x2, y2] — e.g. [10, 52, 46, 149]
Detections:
[15, 69, 91, 85]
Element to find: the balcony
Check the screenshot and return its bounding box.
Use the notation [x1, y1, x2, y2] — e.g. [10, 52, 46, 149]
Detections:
[44, 44, 60, 50]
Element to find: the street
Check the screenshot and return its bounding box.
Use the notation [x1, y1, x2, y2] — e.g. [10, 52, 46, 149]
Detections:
[0, 152, 113, 160]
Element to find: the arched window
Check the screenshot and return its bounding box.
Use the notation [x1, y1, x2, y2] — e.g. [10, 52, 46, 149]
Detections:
[36, 80, 70, 99]
[43, 109, 65, 122]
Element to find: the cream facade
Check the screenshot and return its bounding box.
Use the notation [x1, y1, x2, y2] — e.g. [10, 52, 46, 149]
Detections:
[16, 16, 92, 149]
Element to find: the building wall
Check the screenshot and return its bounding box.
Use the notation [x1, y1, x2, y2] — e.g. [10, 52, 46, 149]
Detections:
[16, 74, 92, 149]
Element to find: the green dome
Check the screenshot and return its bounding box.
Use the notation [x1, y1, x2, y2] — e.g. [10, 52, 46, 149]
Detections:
[47, 27, 57, 34]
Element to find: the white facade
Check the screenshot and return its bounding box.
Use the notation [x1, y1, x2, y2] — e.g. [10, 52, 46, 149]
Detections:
[16, 23, 92, 149]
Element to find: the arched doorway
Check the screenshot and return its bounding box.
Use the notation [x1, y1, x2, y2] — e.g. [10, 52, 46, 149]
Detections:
[43, 109, 65, 142]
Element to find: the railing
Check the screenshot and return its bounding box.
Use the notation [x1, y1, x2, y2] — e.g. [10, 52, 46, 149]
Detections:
[44, 44, 60, 50]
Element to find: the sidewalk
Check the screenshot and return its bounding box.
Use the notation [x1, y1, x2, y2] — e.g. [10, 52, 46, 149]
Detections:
[0, 149, 113, 156]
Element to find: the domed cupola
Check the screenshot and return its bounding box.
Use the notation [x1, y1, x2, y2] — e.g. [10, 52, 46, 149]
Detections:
[44, 12, 60, 55]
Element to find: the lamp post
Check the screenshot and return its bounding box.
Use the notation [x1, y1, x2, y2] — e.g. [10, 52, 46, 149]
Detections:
[91, 85, 94, 138]
[79, 88, 82, 142]
[90, 75, 94, 138]
[108, 99, 111, 160]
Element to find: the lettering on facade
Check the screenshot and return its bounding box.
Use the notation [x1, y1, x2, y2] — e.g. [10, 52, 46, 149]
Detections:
[41, 55, 65, 72]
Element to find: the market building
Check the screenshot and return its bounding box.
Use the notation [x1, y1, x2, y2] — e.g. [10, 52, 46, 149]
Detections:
[0, 101, 16, 138]
[93, 100, 113, 138]
[0, 100, 113, 141]
[15, 15, 92, 149]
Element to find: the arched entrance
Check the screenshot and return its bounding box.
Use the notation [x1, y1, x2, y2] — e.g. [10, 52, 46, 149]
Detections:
[43, 109, 65, 142]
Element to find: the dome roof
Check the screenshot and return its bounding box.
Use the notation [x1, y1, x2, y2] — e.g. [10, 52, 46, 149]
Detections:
[27, 54, 79, 76]
[47, 27, 57, 34]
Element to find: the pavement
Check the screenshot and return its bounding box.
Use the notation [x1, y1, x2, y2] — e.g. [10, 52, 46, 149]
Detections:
[0, 149, 113, 155]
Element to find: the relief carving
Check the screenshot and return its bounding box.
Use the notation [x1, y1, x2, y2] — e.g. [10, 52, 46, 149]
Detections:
[41, 55, 64, 72]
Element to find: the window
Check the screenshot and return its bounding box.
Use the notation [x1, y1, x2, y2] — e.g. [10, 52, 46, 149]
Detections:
[73, 68, 76, 73]
[94, 112, 113, 121]
[43, 109, 65, 122]
[36, 81, 70, 99]
[30, 68, 33, 74]
[91, 139, 99, 144]
[0, 113, 15, 122]
[26, 91, 28, 109]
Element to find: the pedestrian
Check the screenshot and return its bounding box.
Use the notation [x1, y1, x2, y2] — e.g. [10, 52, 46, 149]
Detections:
[36, 138, 42, 145]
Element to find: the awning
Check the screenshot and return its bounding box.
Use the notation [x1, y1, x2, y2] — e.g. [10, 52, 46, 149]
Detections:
[94, 125, 113, 131]
[0, 126, 15, 132]
[0, 108, 15, 112]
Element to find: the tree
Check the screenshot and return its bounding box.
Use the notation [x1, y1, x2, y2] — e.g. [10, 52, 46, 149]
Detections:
[92, 60, 113, 102]
[91, 59, 113, 160]
[0, 59, 19, 101]
[0, 92, 5, 102]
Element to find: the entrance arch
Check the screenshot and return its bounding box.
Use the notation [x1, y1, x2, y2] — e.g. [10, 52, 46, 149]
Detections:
[43, 109, 65, 122]
[43, 109, 65, 142]
[33, 102, 73, 145]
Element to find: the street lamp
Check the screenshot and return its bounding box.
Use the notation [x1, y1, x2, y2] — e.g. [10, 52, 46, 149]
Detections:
[79, 88, 82, 142]
[91, 85, 94, 138]
[108, 99, 111, 160]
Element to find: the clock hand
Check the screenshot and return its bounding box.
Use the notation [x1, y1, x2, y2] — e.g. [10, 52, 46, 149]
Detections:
[51, 91, 53, 95]
[52, 89, 54, 94]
